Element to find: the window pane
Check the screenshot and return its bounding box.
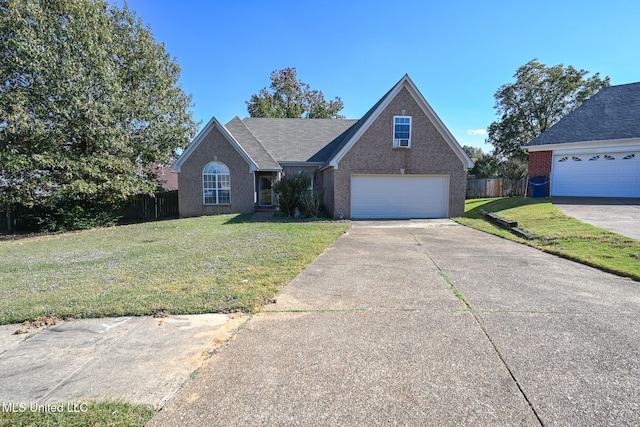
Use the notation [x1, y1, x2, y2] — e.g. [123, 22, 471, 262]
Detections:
[219, 190, 230, 204]
[395, 124, 410, 139]
[203, 175, 214, 189]
[203, 161, 230, 175]
[204, 189, 215, 204]
[219, 174, 230, 189]
[394, 117, 411, 140]
[203, 161, 231, 205]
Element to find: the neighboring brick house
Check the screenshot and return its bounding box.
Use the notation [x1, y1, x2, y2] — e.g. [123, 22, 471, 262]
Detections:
[151, 161, 179, 191]
[524, 82, 640, 198]
[172, 75, 473, 219]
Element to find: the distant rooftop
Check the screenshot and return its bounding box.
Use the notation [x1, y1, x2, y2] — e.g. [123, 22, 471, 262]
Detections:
[526, 82, 640, 147]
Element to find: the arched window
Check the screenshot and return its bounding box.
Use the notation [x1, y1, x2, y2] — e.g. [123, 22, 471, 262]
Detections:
[203, 161, 230, 205]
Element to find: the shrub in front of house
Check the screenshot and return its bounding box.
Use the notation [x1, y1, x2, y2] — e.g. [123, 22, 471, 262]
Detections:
[299, 190, 323, 218]
[274, 174, 322, 218]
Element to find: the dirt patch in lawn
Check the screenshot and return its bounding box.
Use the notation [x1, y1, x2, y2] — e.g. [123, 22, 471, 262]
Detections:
[14, 314, 61, 335]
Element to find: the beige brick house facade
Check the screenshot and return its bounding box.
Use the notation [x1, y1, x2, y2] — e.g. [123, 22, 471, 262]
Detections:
[176, 124, 256, 217]
[173, 75, 473, 219]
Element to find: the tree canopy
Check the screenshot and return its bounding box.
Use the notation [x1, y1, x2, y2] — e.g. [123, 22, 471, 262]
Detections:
[487, 59, 609, 161]
[246, 68, 345, 119]
[463, 146, 499, 178]
[0, 0, 197, 229]
[463, 145, 528, 179]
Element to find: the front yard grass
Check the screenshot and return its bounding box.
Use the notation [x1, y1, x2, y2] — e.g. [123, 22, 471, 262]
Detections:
[0, 401, 155, 427]
[456, 197, 640, 281]
[0, 214, 349, 325]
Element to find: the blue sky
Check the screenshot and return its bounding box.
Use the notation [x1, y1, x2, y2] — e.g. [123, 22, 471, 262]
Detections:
[117, 0, 639, 150]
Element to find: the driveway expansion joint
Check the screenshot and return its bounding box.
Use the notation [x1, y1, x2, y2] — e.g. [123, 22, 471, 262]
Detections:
[406, 226, 545, 426]
[471, 311, 545, 426]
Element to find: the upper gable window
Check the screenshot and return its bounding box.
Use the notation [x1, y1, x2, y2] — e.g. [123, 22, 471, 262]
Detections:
[203, 161, 230, 205]
[393, 116, 412, 148]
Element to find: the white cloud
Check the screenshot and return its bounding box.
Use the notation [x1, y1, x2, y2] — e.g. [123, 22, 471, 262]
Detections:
[467, 129, 487, 136]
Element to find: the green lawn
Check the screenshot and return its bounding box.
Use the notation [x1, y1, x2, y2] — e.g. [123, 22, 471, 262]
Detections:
[456, 197, 640, 281]
[0, 214, 348, 325]
[0, 401, 155, 427]
[3, 202, 638, 426]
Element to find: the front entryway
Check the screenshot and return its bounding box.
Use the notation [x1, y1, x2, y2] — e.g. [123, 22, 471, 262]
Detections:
[258, 175, 274, 207]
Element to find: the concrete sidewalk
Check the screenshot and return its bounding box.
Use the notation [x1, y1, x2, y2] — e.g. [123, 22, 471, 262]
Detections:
[0, 313, 247, 409]
[149, 220, 640, 426]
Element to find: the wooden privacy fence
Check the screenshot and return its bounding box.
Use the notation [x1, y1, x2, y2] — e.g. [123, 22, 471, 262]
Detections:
[119, 190, 179, 223]
[0, 190, 178, 233]
[466, 178, 526, 199]
[0, 210, 21, 234]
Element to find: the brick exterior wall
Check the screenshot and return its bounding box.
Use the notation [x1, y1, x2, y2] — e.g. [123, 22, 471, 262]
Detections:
[177, 126, 256, 217]
[527, 150, 552, 196]
[330, 87, 467, 218]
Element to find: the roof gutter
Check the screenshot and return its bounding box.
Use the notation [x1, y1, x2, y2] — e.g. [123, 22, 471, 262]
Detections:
[525, 137, 640, 152]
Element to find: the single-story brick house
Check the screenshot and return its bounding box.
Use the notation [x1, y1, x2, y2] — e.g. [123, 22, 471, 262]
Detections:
[524, 82, 640, 198]
[172, 74, 473, 219]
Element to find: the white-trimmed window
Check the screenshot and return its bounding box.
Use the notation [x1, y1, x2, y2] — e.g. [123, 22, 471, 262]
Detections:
[203, 161, 230, 205]
[393, 116, 411, 148]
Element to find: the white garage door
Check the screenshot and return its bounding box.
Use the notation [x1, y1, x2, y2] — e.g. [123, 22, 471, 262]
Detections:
[551, 152, 640, 197]
[351, 174, 449, 219]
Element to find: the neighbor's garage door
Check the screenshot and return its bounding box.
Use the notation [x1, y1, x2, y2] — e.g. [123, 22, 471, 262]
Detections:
[551, 152, 640, 197]
[351, 174, 449, 219]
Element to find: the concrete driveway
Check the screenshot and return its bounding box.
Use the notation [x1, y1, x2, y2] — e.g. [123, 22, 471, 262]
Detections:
[150, 220, 640, 426]
[553, 196, 640, 241]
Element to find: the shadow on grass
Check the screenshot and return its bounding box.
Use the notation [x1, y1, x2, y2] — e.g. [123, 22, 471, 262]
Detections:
[221, 210, 348, 225]
[222, 213, 255, 224]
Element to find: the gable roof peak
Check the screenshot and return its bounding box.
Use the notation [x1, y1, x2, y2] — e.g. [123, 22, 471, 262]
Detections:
[172, 116, 258, 172]
[326, 74, 473, 169]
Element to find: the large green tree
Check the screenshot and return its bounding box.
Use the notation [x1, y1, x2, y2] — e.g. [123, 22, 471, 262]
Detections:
[0, 0, 197, 227]
[246, 67, 345, 118]
[463, 145, 499, 178]
[487, 59, 609, 161]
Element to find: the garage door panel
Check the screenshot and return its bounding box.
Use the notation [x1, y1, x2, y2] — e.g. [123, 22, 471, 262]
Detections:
[551, 152, 640, 197]
[351, 175, 448, 219]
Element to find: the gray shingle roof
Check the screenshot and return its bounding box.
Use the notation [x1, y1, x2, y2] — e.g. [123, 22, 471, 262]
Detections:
[526, 82, 640, 147]
[224, 117, 281, 170]
[233, 118, 358, 163]
[313, 83, 396, 165]
[225, 82, 396, 167]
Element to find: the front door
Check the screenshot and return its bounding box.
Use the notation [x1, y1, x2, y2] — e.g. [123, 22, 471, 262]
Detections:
[258, 176, 274, 207]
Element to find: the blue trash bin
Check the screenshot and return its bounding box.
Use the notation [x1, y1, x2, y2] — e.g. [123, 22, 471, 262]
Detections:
[529, 177, 548, 198]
